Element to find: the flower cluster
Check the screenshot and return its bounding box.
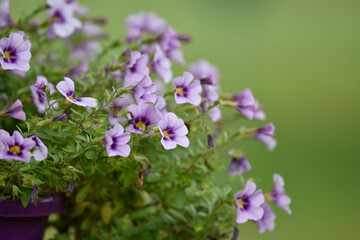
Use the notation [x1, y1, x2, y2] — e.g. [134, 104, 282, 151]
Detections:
[0, 1, 291, 239]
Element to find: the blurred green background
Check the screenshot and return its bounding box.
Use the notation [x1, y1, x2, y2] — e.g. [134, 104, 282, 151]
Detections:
[11, 0, 360, 239]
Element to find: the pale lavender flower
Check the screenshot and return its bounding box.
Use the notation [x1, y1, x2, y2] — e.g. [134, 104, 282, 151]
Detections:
[234, 181, 265, 223]
[1, 99, 26, 121]
[207, 106, 221, 122]
[46, 0, 82, 38]
[158, 112, 189, 150]
[255, 202, 276, 233]
[203, 85, 219, 106]
[253, 123, 277, 151]
[173, 72, 202, 106]
[30, 136, 48, 161]
[254, 134, 277, 151]
[189, 60, 220, 86]
[103, 123, 131, 157]
[69, 61, 88, 78]
[152, 45, 172, 83]
[56, 77, 97, 108]
[124, 51, 150, 87]
[0, 31, 31, 72]
[106, 96, 133, 125]
[254, 100, 266, 121]
[155, 96, 167, 116]
[232, 89, 256, 120]
[0, 131, 36, 163]
[125, 12, 167, 42]
[68, 40, 101, 60]
[131, 75, 157, 104]
[158, 26, 185, 64]
[126, 103, 161, 134]
[0, 0, 12, 29]
[30, 76, 56, 113]
[228, 156, 251, 176]
[268, 173, 291, 214]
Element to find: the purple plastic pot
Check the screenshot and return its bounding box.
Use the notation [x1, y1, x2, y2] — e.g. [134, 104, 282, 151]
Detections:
[0, 195, 64, 240]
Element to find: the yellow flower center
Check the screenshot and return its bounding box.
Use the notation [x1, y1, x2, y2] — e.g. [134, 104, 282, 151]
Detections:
[163, 130, 170, 139]
[135, 121, 146, 130]
[10, 146, 21, 154]
[109, 106, 116, 114]
[3, 51, 11, 60]
[67, 95, 76, 101]
[237, 198, 245, 209]
[176, 87, 185, 95]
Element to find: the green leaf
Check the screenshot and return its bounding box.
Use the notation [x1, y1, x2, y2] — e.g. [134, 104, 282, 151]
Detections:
[168, 208, 187, 222]
[20, 188, 32, 208]
[101, 202, 113, 224]
[75, 184, 91, 203]
[85, 150, 96, 159]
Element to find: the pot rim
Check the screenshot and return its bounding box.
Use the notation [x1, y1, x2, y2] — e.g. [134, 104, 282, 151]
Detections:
[0, 195, 64, 217]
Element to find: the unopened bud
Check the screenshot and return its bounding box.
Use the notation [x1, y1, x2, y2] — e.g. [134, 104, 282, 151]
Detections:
[136, 167, 144, 187]
[67, 178, 76, 192]
[52, 113, 67, 122]
[30, 183, 39, 201]
[207, 134, 215, 149]
[145, 163, 152, 176]
[178, 34, 192, 43]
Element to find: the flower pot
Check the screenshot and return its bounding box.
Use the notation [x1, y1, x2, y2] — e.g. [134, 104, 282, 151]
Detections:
[0, 195, 64, 240]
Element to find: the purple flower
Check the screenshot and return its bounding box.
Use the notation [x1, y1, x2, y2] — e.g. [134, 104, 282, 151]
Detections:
[158, 26, 185, 64]
[158, 112, 189, 150]
[152, 45, 172, 83]
[227, 156, 251, 176]
[131, 75, 157, 104]
[30, 136, 48, 161]
[173, 72, 202, 106]
[207, 106, 221, 122]
[124, 51, 150, 87]
[234, 181, 265, 223]
[257, 123, 275, 136]
[30, 76, 56, 113]
[0, 31, 31, 72]
[104, 123, 131, 157]
[255, 202, 276, 233]
[1, 99, 26, 121]
[56, 77, 97, 108]
[232, 89, 256, 120]
[106, 96, 133, 125]
[268, 173, 291, 214]
[0, 131, 36, 163]
[253, 123, 277, 151]
[126, 103, 161, 134]
[125, 12, 167, 41]
[254, 100, 266, 121]
[46, 0, 82, 38]
[0, 0, 12, 29]
[189, 60, 220, 86]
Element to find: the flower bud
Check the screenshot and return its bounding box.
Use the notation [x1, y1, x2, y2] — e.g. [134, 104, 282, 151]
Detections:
[29, 183, 39, 201]
[52, 113, 67, 122]
[207, 134, 214, 149]
[136, 167, 144, 187]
